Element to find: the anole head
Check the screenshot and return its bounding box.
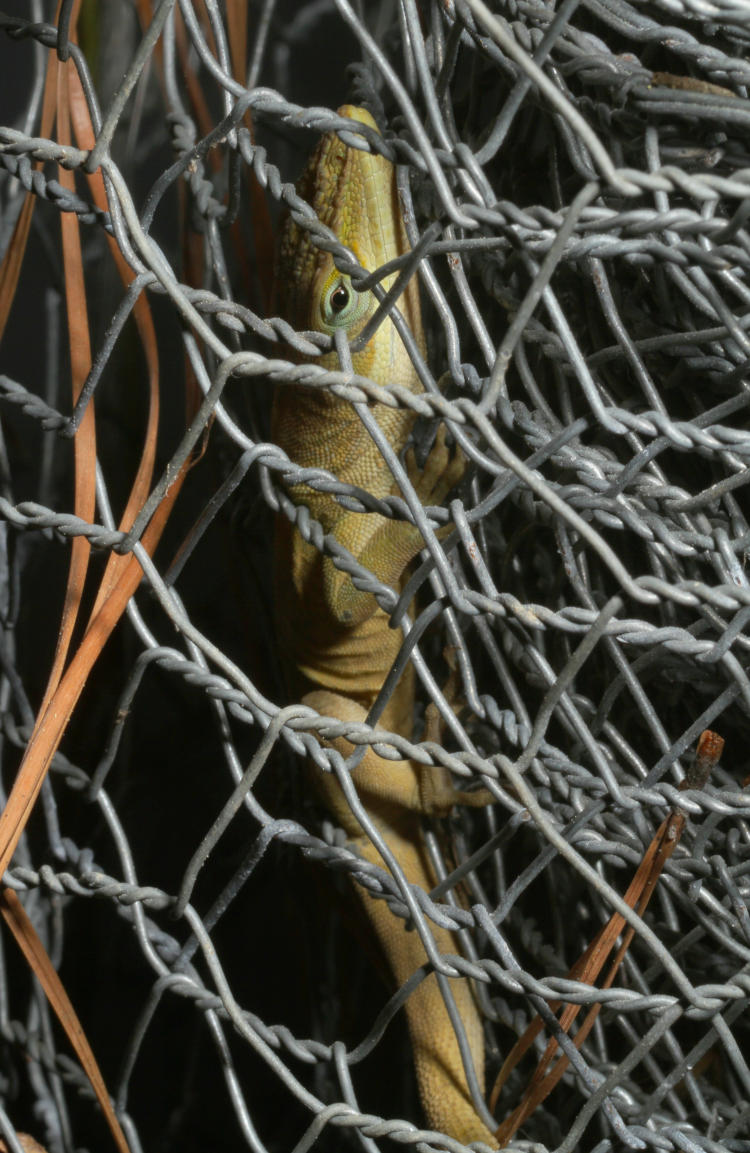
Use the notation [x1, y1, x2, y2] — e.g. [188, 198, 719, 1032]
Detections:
[276, 105, 424, 387]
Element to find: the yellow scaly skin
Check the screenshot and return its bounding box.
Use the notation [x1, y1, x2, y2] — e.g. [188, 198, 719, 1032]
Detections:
[272, 105, 498, 1148]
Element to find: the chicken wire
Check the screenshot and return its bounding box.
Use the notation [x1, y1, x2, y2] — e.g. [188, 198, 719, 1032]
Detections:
[0, 0, 749, 1151]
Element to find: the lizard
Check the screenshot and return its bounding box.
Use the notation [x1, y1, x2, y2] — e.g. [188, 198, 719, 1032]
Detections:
[271, 104, 498, 1148]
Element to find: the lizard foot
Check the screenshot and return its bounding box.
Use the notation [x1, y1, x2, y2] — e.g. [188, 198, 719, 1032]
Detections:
[418, 767, 494, 816]
[423, 650, 495, 812]
[405, 422, 466, 510]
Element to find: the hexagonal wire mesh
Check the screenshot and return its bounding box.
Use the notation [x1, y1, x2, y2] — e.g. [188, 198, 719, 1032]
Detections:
[0, 1, 749, 1152]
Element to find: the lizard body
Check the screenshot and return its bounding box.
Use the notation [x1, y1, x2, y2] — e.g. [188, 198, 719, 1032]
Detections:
[272, 105, 497, 1147]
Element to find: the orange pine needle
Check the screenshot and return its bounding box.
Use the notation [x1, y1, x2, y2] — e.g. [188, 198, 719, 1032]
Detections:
[492, 731, 723, 1145]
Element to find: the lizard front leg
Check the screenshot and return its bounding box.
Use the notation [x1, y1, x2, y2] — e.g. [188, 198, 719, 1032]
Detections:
[321, 421, 466, 628]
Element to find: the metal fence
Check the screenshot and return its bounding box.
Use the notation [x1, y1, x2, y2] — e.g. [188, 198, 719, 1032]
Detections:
[0, 1, 749, 1151]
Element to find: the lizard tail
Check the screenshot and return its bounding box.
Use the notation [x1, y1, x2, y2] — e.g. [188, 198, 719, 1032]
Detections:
[303, 689, 497, 1145]
[353, 825, 498, 1147]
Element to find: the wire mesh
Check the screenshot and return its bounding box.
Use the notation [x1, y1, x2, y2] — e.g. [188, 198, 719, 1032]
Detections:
[0, 1, 750, 1151]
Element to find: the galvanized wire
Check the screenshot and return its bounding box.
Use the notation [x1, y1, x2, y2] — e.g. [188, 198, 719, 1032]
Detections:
[1, 1, 750, 1151]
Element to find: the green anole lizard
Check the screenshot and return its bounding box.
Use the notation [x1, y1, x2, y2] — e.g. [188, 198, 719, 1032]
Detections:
[272, 105, 498, 1148]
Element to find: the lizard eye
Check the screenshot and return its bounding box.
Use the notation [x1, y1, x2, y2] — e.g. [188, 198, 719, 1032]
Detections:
[320, 275, 368, 330]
